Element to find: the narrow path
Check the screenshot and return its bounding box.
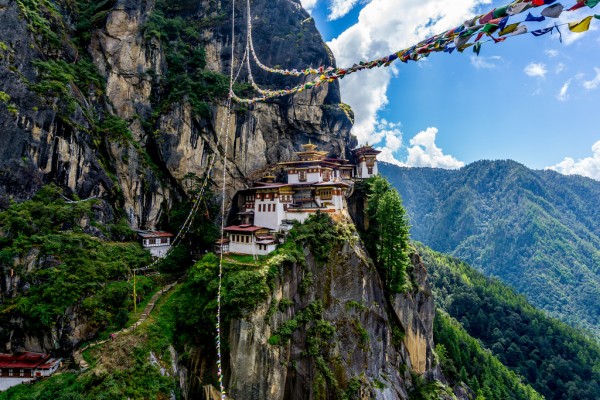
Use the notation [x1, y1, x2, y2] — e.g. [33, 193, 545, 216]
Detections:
[73, 282, 177, 370]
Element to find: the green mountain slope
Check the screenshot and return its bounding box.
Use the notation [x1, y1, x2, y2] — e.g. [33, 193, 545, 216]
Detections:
[419, 244, 600, 400]
[379, 160, 600, 337]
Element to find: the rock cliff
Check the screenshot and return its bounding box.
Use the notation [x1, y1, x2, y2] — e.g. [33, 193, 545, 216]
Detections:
[0, 0, 354, 228]
[178, 220, 456, 400]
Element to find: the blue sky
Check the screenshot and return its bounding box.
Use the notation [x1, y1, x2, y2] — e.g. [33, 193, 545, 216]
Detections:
[298, 0, 600, 179]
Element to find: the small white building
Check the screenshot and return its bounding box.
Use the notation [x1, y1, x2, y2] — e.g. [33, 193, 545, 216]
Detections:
[138, 231, 174, 258]
[0, 352, 61, 381]
[354, 145, 381, 179]
[222, 225, 277, 256]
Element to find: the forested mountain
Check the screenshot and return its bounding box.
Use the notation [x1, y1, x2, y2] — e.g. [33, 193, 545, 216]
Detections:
[421, 244, 600, 400]
[380, 160, 600, 337]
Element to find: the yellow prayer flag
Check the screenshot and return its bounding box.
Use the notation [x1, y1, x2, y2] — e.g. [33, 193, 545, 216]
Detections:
[568, 16, 593, 33]
[499, 22, 520, 36]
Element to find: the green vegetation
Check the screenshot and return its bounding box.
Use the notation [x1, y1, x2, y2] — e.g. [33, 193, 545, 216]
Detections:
[0, 186, 154, 342]
[16, 0, 64, 48]
[380, 160, 600, 337]
[144, 1, 236, 117]
[363, 175, 411, 293]
[420, 244, 600, 400]
[434, 311, 543, 400]
[0, 287, 180, 400]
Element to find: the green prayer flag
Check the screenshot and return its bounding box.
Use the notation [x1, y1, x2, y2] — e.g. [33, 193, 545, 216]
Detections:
[483, 23, 499, 34]
[474, 42, 482, 56]
[586, 0, 600, 8]
[493, 5, 510, 18]
[596, 14, 600, 19]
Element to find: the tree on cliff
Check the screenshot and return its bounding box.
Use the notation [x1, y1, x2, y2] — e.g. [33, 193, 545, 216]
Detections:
[365, 176, 411, 293]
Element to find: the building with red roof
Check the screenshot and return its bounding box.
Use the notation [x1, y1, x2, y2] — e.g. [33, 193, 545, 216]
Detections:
[0, 352, 61, 379]
[138, 231, 174, 258]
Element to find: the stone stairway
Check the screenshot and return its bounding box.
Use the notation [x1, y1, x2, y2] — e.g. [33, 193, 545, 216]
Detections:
[72, 282, 177, 371]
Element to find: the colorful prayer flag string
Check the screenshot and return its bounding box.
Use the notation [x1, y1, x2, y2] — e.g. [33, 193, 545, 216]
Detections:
[232, 0, 600, 104]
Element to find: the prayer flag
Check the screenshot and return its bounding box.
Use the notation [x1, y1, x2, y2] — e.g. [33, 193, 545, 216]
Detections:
[474, 42, 482, 56]
[525, 12, 546, 22]
[480, 10, 495, 24]
[508, 2, 533, 15]
[531, 27, 554, 36]
[585, 0, 600, 7]
[568, 15, 593, 32]
[541, 3, 564, 17]
[492, 36, 507, 43]
[498, 16, 510, 31]
[596, 14, 600, 18]
[493, 5, 510, 18]
[568, 1, 586, 10]
[458, 43, 474, 52]
[483, 23, 500, 34]
[510, 25, 529, 36]
[455, 33, 473, 48]
[499, 22, 520, 36]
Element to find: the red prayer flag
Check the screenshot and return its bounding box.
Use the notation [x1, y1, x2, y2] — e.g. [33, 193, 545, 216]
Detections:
[568, 1, 586, 11]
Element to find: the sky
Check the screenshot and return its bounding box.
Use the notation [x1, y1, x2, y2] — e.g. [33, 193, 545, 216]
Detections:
[297, 0, 600, 180]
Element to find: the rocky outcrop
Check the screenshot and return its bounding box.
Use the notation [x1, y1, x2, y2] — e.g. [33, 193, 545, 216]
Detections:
[0, 0, 353, 354]
[392, 253, 438, 377]
[180, 223, 446, 400]
[0, 0, 354, 228]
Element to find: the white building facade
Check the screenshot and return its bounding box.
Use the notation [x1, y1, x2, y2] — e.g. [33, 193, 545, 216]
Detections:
[138, 231, 174, 258]
[218, 143, 380, 255]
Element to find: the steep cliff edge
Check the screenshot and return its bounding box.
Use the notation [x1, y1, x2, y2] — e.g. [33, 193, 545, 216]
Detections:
[0, 0, 353, 228]
[0, 0, 352, 354]
[174, 216, 455, 400]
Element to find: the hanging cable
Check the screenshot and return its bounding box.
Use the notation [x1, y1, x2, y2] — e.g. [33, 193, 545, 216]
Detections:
[216, 0, 237, 398]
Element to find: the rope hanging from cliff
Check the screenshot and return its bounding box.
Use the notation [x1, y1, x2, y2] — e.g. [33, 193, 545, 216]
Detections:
[214, 0, 238, 398]
[231, 0, 600, 104]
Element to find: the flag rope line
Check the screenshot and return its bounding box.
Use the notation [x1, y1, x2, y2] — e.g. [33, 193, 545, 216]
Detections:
[231, 0, 599, 103]
[216, 0, 237, 398]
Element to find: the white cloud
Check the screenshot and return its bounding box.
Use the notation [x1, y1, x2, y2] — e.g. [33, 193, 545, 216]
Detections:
[470, 56, 500, 69]
[524, 63, 547, 78]
[300, 0, 319, 11]
[327, 0, 492, 145]
[547, 141, 600, 181]
[583, 67, 600, 90]
[555, 63, 566, 74]
[405, 127, 465, 169]
[556, 79, 571, 102]
[545, 49, 559, 58]
[328, 0, 361, 20]
[376, 147, 406, 166]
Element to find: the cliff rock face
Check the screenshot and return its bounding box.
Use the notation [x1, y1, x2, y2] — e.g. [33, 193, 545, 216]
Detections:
[0, 0, 354, 227]
[0, 0, 352, 353]
[180, 225, 446, 400]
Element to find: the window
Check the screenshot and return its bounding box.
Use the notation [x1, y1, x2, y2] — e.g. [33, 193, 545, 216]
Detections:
[161, 238, 168, 244]
[149, 239, 156, 245]
[20, 369, 25, 377]
[9, 369, 13, 377]
[368, 166, 374, 175]
[323, 171, 331, 182]
[299, 170, 307, 182]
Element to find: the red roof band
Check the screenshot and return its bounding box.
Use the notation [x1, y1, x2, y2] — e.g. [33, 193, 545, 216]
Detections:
[0, 352, 58, 369]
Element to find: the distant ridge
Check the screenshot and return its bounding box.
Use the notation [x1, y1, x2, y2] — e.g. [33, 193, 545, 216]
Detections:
[380, 160, 600, 337]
